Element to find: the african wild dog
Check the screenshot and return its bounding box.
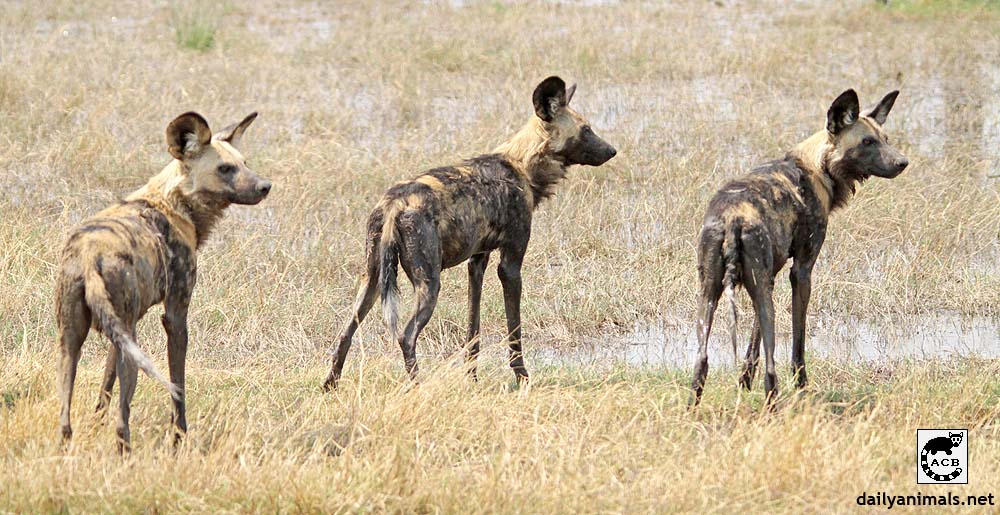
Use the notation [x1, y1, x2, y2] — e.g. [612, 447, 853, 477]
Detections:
[691, 89, 908, 404]
[322, 76, 616, 389]
[57, 112, 271, 450]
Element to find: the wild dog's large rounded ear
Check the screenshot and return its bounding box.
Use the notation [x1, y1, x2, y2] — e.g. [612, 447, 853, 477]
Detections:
[533, 76, 567, 122]
[565, 83, 577, 105]
[826, 89, 860, 135]
[166, 112, 212, 160]
[863, 90, 899, 126]
[214, 112, 258, 148]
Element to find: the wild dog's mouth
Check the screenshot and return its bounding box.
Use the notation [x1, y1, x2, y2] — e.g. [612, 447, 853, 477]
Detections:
[870, 161, 908, 179]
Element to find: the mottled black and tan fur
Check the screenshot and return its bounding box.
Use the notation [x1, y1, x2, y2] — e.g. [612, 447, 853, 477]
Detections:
[323, 76, 616, 389]
[56, 112, 271, 450]
[691, 89, 908, 404]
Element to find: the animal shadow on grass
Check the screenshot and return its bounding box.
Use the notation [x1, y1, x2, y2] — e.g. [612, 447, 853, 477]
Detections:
[2, 389, 23, 410]
[689, 364, 891, 417]
[786, 365, 894, 416]
[2, 381, 44, 412]
[295, 423, 366, 457]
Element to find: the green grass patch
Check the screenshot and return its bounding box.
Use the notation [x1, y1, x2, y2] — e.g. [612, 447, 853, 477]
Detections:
[171, 5, 219, 52]
[881, 0, 1000, 15]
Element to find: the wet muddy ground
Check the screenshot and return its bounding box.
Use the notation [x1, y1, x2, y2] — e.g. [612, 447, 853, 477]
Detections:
[535, 314, 1000, 371]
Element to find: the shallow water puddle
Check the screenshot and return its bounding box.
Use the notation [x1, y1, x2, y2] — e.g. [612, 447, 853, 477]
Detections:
[982, 63, 1000, 178]
[536, 314, 1000, 370]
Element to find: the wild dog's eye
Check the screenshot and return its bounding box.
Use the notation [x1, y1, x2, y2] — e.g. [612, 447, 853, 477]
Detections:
[217, 164, 237, 175]
[862, 137, 877, 146]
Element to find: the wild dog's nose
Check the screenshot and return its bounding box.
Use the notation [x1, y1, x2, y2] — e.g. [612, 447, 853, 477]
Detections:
[896, 158, 909, 171]
[257, 181, 272, 196]
[608, 147, 617, 158]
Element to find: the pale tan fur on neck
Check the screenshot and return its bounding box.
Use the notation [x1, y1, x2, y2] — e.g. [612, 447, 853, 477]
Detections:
[493, 116, 568, 209]
[789, 130, 834, 215]
[127, 160, 199, 247]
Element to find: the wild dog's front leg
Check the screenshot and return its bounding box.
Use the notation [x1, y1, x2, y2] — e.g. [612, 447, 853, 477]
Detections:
[497, 247, 528, 383]
[162, 304, 189, 446]
[466, 253, 490, 380]
[789, 263, 814, 389]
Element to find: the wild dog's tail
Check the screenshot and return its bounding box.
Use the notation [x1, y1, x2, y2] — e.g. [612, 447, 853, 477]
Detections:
[722, 223, 742, 366]
[378, 202, 404, 339]
[83, 261, 180, 400]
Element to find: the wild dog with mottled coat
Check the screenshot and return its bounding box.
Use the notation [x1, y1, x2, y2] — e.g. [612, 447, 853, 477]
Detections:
[322, 76, 616, 389]
[56, 112, 271, 450]
[691, 89, 908, 404]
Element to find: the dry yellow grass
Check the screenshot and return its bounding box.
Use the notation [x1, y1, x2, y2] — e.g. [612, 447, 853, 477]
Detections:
[3, 358, 1000, 513]
[2, 0, 1000, 513]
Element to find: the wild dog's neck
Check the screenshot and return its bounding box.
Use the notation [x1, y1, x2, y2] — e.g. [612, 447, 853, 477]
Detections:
[493, 117, 569, 209]
[126, 160, 227, 249]
[789, 130, 864, 215]
[179, 192, 227, 248]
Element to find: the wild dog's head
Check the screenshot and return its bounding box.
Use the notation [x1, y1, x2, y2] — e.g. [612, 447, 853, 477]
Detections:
[532, 76, 617, 166]
[165, 112, 272, 206]
[826, 89, 908, 179]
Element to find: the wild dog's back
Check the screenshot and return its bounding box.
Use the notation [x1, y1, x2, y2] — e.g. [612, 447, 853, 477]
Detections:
[376, 154, 532, 270]
[701, 157, 826, 275]
[58, 201, 174, 322]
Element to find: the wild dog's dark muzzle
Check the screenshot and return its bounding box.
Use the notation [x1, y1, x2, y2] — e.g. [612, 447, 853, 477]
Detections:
[590, 141, 617, 166]
[557, 128, 617, 167]
[879, 151, 909, 178]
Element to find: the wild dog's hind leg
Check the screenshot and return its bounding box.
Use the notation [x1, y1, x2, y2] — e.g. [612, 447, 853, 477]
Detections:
[163, 301, 190, 446]
[323, 234, 381, 391]
[497, 245, 528, 383]
[738, 321, 760, 390]
[789, 261, 814, 389]
[115, 329, 140, 454]
[398, 275, 440, 380]
[95, 344, 118, 414]
[740, 229, 777, 404]
[57, 284, 90, 442]
[466, 252, 490, 380]
[691, 231, 725, 404]
[397, 213, 442, 380]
